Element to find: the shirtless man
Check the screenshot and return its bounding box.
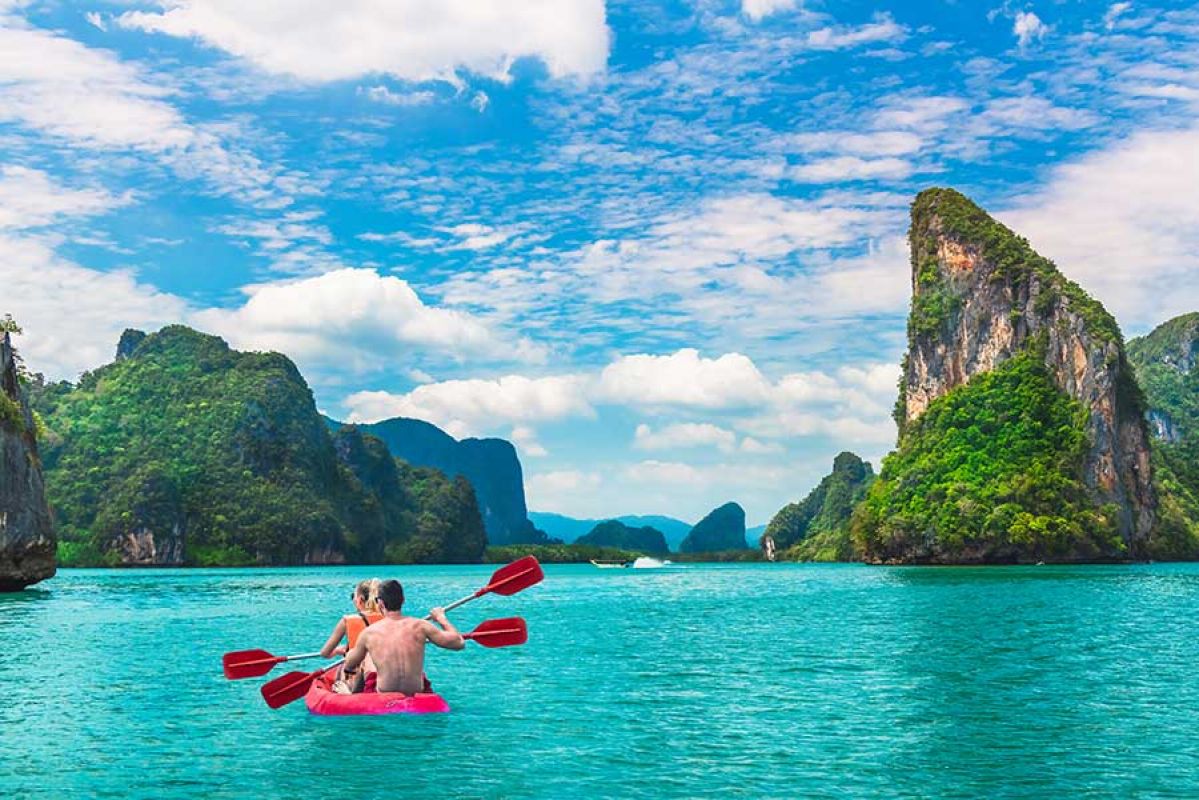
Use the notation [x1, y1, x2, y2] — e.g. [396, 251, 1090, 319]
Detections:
[341, 578, 465, 694]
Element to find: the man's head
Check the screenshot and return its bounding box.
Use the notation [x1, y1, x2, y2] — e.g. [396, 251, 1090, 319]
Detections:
[377, 579, 404, 613]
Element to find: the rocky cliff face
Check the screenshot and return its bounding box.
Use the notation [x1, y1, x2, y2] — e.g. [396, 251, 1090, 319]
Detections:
[679, 502, 747, 553]
[0, 333, 55, 590]
[898, 188, 1154, 549]
[360, 417, 543, 546]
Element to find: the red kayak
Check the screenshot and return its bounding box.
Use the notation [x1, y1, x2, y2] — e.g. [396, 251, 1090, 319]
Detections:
[305, 667, 451, 716]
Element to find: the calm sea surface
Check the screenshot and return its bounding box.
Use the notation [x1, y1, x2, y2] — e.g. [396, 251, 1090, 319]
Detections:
[3, 563, 1199, 798]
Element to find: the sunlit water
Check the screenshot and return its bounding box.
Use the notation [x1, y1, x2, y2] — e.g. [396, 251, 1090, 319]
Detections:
[4, 563, 1199, 798]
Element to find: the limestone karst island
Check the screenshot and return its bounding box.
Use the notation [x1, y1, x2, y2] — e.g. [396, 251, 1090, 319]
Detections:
[4, 1, 1199, 798]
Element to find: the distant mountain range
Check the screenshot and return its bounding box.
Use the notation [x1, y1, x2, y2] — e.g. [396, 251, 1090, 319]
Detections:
[531, 511, 764, 550]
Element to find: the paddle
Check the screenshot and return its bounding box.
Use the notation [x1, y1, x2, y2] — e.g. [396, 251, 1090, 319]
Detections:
[223, 648, 324, 680]
[259, 617, 529, 709]
[259, 557, 542, 709]
[462, 616, 528, 648]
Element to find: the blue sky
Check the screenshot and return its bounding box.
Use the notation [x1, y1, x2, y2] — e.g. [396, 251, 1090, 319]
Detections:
[2, 0, 1198, 524]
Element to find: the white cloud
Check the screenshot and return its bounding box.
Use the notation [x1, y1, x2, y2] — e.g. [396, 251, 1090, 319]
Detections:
[1013, 11, 1048, 48]
[786, 130, 923, 157]
[741, 0, 797, 22]
[598, 349, 772, 409]
[194, 267, 543, 373]
[117, 1, 610, 84]
[0, 234, 188, 379]
[790, 156, 912, 183]
[633, 422, 737, 453]
[1000, 124, 1199, 333]
[806, 16, 905, 50]
[740, 436, 783, 454]
[0, 166, 129, 229]
[525, 469, 603, 510]
[510, 425, 548, 458]
[359, 85, 437, 107]
[1104, 2, 1131, 30]
[342, 373, 594, 435]
[0, 19, 297, 205]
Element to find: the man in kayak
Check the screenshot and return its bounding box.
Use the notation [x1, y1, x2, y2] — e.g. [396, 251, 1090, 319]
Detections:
[340, 578, 465, 695]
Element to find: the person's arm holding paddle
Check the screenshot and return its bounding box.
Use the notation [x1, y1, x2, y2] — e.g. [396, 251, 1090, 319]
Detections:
[425, 607, 465, 650]
[319, 617, 349, 658]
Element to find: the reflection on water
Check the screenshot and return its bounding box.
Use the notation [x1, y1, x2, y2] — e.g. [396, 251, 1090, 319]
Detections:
[3, 563, 1199, 798]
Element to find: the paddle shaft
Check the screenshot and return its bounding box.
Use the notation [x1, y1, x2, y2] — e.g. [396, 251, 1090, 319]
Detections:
[440, 559, 542, 612]
[244, 651, 323, 668]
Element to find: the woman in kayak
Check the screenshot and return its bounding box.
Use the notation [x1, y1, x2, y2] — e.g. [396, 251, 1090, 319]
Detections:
[320, 578, 383, 691]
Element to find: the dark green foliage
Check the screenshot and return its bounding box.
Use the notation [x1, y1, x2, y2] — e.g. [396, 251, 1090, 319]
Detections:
[909, 189, 1123, 345]
[35, 326, 486, 566]
[854, 350, 1123, 562]
[1128, 313, 1199, 557]
[766, 452, 874, 562]
[671, 549, 764, 563]
[576, 520, 668, 555]
[679, 502, 747, 553]
[485, 543, 640, 564]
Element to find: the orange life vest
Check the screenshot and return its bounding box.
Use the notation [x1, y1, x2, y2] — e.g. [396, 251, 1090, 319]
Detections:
[345, 611, 383, 649]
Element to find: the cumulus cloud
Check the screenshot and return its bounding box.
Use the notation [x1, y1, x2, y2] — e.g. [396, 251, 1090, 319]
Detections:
[741, 0, 797, 22]
[1013, 11, 1048, 48]
[0, 234, 188, 379]
[342, 374, 594, 436]
[194, 267, 544, 373]
[510, 425, 549, 458]
[633, 422, 738, 453]
[0, 166, 129, 229]
[525, 469, 602, 510]
[785, 130, 923, 157]
[598, 349, 772, 409]
[1000, 124, 1199, 333]
[117, 1, 610, 84]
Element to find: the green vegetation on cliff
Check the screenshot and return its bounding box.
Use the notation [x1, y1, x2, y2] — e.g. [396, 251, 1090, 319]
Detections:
[35, 326, 485, 566]
[855, 349, 1122, 563]
[576, 519, 668, 555]
[1128, 313, 1199, 558]
[679, 502, 747, 553]
[909, 189, 1122, 344]
[765, 452, 874, 562]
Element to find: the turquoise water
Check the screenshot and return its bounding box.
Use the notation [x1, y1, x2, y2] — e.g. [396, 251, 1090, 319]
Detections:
[3, 563, 1199, 798]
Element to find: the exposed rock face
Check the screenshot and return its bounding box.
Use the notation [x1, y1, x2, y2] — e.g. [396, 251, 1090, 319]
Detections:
[679, 502, 747, 553]
[115, 328, 147, 361]
[898, 188, 1154, 549]
[360, 417, 543, 545]
[0, 333, 55, 590]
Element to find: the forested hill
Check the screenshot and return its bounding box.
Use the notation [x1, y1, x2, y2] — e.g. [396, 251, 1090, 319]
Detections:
[32, 325, 485, 567]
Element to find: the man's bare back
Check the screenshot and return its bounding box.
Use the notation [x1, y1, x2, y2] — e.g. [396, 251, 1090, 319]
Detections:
[343, 599, 465, 695]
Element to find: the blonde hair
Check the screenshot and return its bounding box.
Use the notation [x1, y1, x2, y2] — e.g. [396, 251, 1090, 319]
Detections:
[355, 578, 382, 614]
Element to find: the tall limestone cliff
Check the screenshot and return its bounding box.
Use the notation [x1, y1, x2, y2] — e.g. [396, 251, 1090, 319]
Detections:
[857, 188, 1155, 563]
[679, 501, 747, 553]
[358, 417, 545, 546]
[0, 332, 55, 590]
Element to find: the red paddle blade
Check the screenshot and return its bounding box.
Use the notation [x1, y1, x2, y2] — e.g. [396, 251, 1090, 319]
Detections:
[465, 617, 528, 648]
[223, 648, 283, 680]
[260, 667, 322, 709]
[483, 556, 544, 597]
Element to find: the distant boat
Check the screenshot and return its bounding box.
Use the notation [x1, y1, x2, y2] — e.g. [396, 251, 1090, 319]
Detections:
[590, 559, 632, 569]
[632, 556, 672, 569]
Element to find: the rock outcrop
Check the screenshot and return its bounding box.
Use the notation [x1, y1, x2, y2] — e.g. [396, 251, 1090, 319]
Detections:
[859, 189, 1155, 563]
[762, 452, 873, 562]
[576, 520, 669, 555]
[679, 502, 747, 553]
[0, 332, 55, 590]
[359, 417, 544, 546]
